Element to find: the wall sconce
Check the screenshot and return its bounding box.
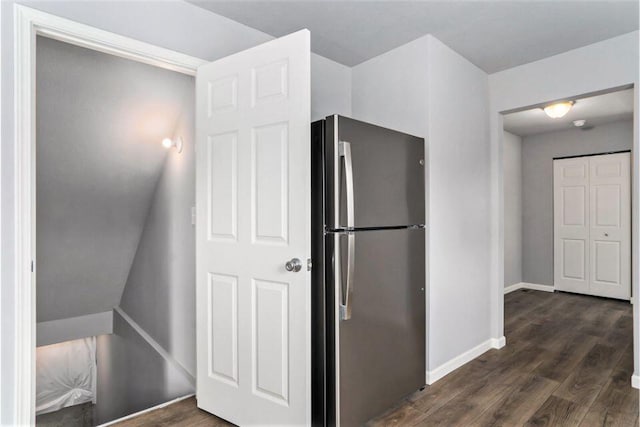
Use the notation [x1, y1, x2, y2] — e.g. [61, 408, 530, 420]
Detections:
[162, 137, 183, 153]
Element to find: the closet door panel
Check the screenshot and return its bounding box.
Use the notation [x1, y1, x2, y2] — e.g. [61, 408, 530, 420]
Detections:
[589, 153, 630, 300]
[554, 158, 590, 294]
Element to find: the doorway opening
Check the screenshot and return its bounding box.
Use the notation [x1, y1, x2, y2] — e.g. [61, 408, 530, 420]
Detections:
[34, 34, 197, 426]
[13, 7, 207, 425]
[498, 86, 638, 423]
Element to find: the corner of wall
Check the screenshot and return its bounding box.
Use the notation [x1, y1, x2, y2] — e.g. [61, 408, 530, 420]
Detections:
[423, 32, 492, 373]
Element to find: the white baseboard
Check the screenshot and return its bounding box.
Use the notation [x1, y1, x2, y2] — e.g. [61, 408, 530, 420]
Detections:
[114, 307, 195, 386]
[97, 393, 195, 427]
[426, 337, 504, 385]
[504, 282, 555, 294]
[491, 336, 506, 349]
[632, 374, 639, 389]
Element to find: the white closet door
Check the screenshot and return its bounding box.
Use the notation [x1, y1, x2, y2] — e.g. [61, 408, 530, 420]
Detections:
[554, 157, 590, 294]
[195, 30, 311, 425]
[588, 152, 630, 300]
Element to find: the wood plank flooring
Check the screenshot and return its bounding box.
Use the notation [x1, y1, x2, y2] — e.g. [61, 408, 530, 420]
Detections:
[369, 290, 638, 427]
[114, 290, 638, 426]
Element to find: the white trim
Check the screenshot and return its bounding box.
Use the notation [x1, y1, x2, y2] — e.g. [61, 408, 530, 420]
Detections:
[426, 338, 503, 385]
[13, 6, 205, 424]
[18, 6, 205, 75]
[504, 282, 556, 294]
[97, 393, 195, 427]
[504, 283, 522, 294]
[0, 3, 3, 420]
[490, 336, 506, 349]
[115, 307, 195, 385]
[37, 310, 113, 347]
[632, 374, 639, 389]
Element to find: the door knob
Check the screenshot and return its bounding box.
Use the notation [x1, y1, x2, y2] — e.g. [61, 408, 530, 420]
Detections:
[285, 258, 302, 272]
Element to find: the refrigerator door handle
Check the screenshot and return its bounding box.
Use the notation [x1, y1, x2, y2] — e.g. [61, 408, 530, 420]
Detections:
[339, 140, 355, 320]
[339, 141, 355, 230]
[340, 232, 355, 320]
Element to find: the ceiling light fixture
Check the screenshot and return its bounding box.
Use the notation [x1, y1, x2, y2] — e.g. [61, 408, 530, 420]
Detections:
[543, 101, 574, 118]
[162, 137, 183, 153]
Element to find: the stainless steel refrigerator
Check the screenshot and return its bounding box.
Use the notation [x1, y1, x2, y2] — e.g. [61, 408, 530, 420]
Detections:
[311, 115, 426, 427]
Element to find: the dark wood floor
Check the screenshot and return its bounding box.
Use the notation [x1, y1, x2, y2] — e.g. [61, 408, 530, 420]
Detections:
[115, 290, 638, 426]
[369, 290, 638, 427]
[112, 397, 229, 427]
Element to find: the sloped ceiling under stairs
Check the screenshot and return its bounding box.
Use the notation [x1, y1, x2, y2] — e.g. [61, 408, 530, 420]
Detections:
[36, 36, 194, 323]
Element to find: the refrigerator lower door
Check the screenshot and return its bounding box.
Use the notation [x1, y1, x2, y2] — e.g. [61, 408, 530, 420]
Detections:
[334, 227, 425, 427]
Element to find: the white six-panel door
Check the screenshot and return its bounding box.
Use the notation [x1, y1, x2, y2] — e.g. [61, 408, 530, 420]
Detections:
[554, 153, 630, 300]
[554, 157, 590, 294]
[195, 30, 311, 425]
[588, 153, 631, 299]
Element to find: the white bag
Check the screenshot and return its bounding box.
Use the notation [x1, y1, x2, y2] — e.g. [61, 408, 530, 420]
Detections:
[36, 337, 97, 415]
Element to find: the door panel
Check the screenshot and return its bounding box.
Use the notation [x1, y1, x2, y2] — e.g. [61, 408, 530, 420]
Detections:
[335, 228, 425, 427]
[554, 158, 590, 293]
[561, 186, 586, 225]
[207, 133, 237, 241]
[252, 123, 288, 244]
[209, 273, 238, 385]
[562, 239, 585, 280]
[593, 241, 620, 283]
[589, 152, 630, 299]
[325, 116, 425, 230]
[196, 30, 310, 425]
[253, 279, 289, 403]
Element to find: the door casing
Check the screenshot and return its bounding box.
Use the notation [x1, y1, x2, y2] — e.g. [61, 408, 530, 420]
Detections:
[12, 6, 205, 424]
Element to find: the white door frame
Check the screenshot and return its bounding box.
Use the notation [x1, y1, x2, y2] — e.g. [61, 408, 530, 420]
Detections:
[12, 5, 206, 424]
[494, 85, 639, 388]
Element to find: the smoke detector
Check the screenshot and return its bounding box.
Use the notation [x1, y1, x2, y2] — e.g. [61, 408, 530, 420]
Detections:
[573, 120, 586, 127]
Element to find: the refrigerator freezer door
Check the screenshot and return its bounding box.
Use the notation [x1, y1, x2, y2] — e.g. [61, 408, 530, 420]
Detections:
[335, 228, 425, 427]
[325, 116, 425, 230]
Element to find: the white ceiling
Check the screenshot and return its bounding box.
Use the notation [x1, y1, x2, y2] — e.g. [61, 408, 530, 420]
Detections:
[188, 0, 638, 72]
[503, 88, 634, 137]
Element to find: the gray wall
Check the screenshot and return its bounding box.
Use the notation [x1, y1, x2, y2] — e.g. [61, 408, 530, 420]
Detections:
[119, 90, 196, 377]
[36, 36, 194, 325]
[95, 311, 193, 425]
[522, 120, 633, 286]
[503, 131, 522, 287]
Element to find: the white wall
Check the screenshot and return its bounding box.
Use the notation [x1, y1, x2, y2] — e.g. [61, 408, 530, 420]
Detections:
[489, 31, 639, 381]
[503, 131, 522, 287]
[426, 35, 492, 370]
[95, 311, 193, 424]
[0, 2, 352, 423]
[311, 53, 352, 121]
[352, 36, 429, 138]
[352, 34, 493, 374]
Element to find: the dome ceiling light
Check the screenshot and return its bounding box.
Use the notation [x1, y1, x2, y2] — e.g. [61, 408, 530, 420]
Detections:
[543, 101, 574, 118]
